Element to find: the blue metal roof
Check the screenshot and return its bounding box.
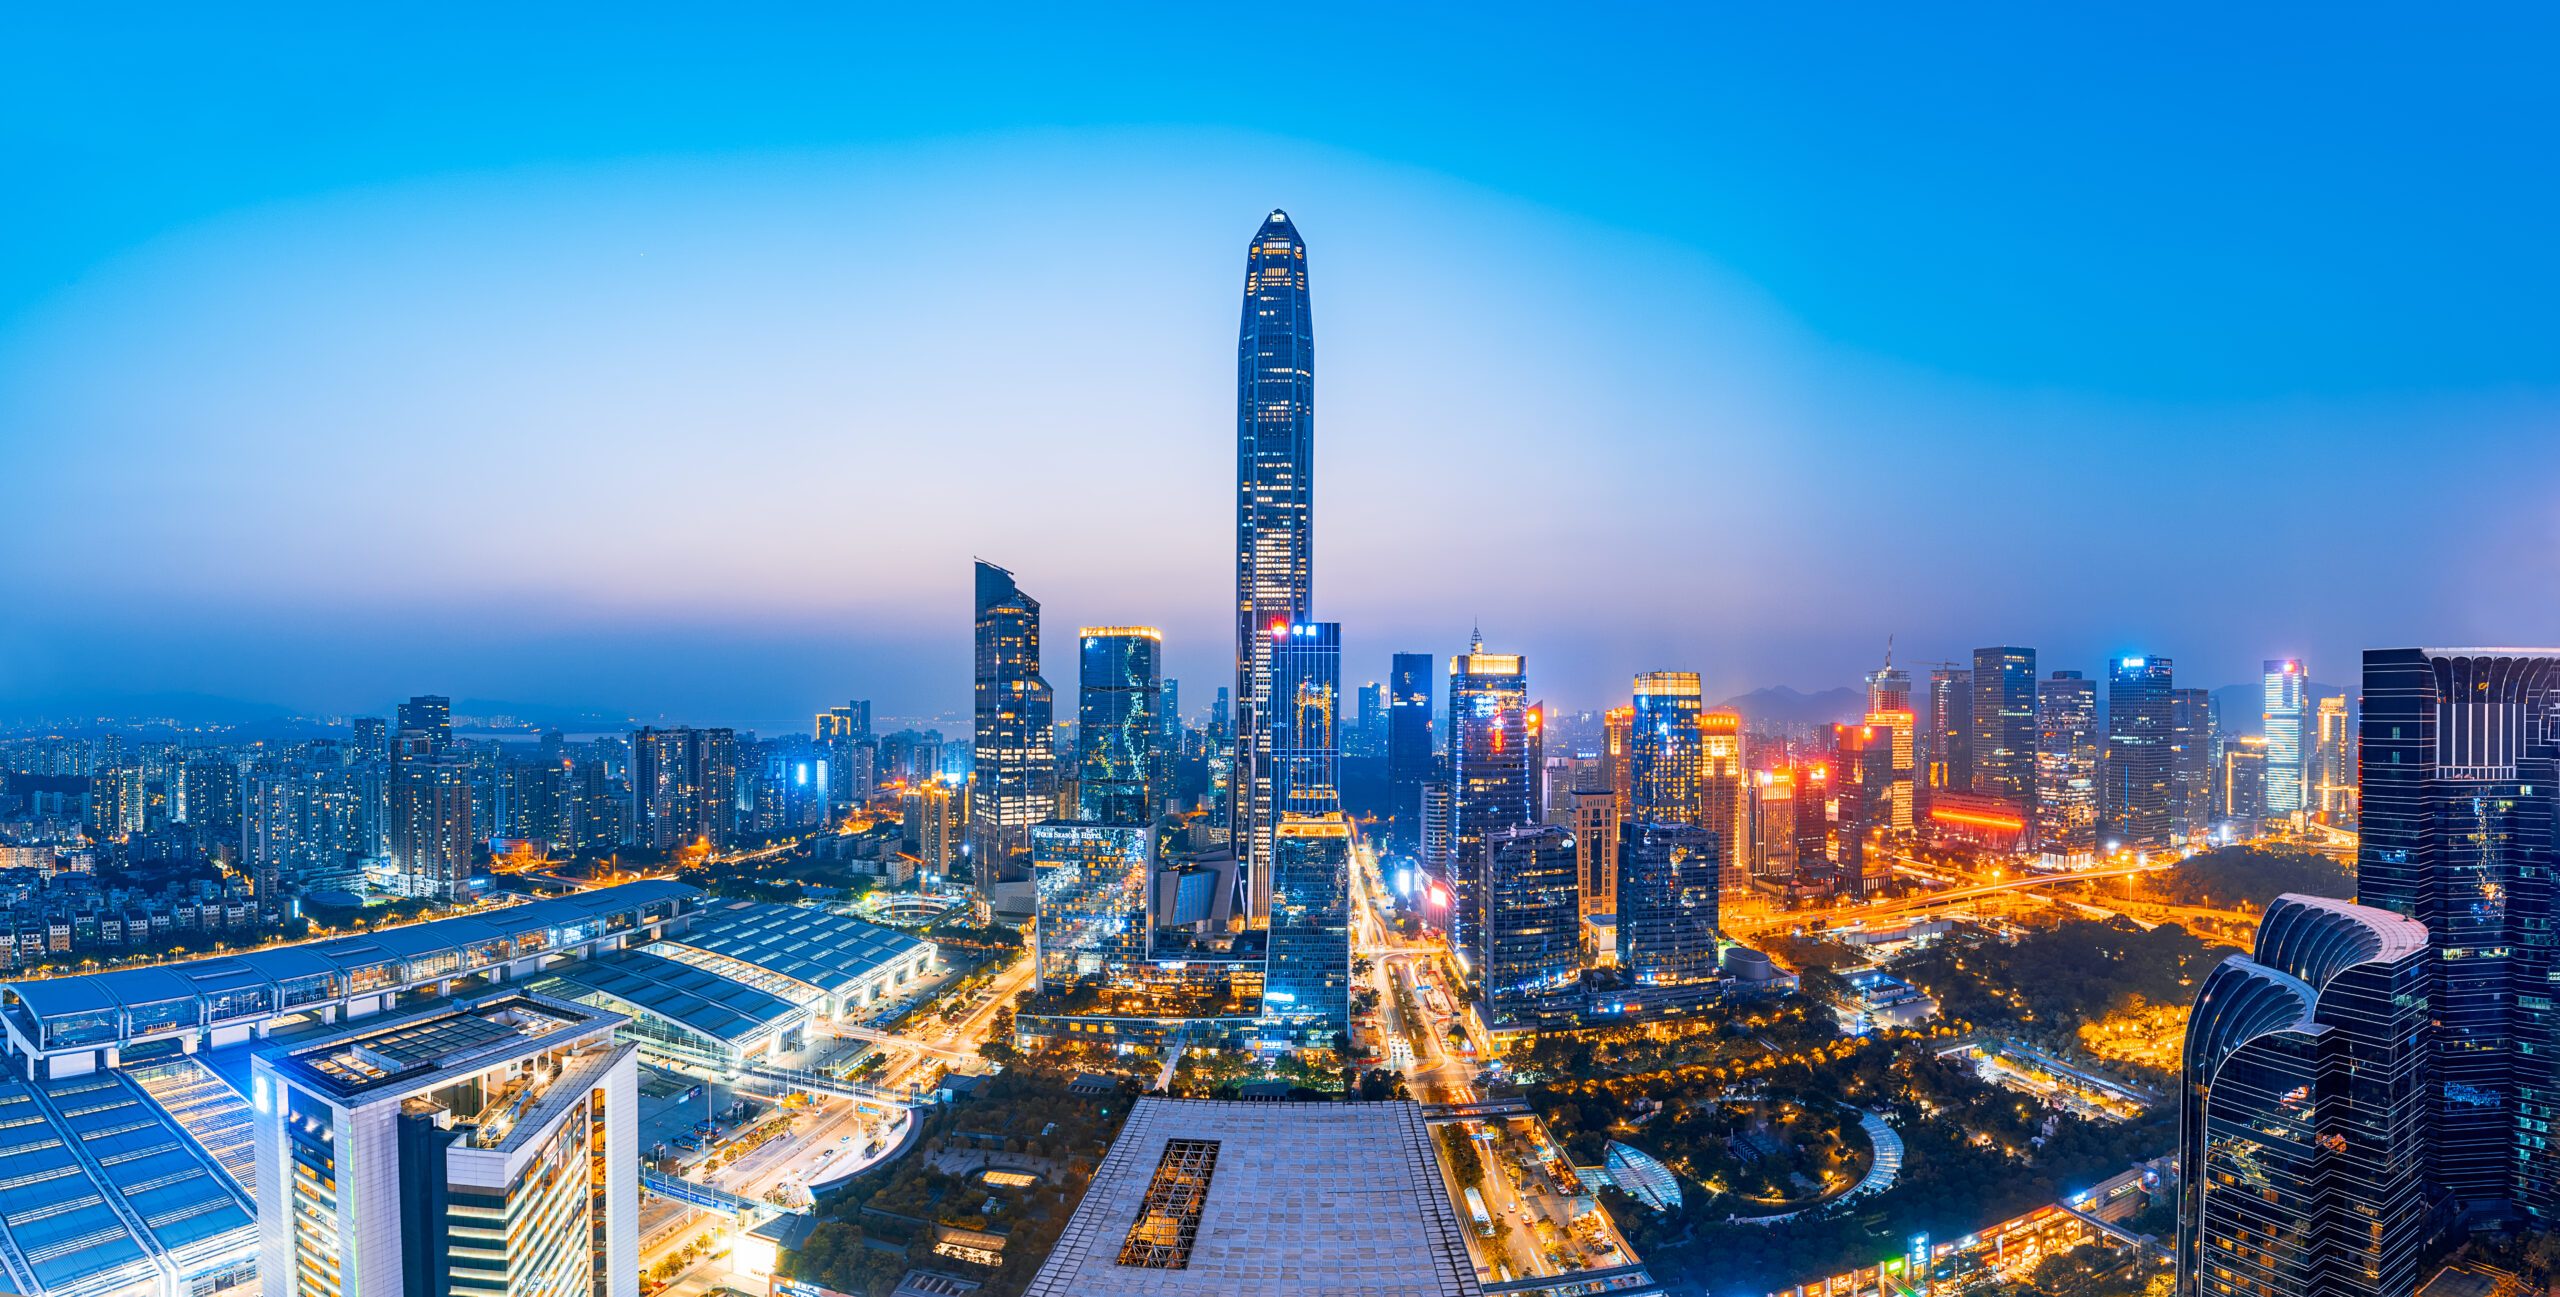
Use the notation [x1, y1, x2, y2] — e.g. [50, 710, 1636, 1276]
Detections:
[0, 1072, 253, 1296]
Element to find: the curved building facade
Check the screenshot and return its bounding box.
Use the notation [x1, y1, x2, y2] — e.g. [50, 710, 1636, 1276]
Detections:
[2177, 893, 2430, 1297]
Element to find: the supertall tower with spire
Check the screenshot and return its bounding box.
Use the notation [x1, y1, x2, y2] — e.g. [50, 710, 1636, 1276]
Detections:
[1234, 210, 1314, 919]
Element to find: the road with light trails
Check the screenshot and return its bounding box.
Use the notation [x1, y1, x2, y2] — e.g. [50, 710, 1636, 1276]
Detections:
[1723, 859, 2180, 935]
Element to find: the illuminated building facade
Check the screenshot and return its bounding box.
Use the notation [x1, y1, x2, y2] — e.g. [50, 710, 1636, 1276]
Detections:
[1866, 657, 1910, 715]
[2034, 671, 2099, 859]
[1857, 709, 1912, 835]
[391, 757, 473, 901]
[1570, 789, 1620, 917]
[1447, 636, 1532, 963]
[1476, 824, 1581, 1029]
[1386, 652, 1435, 855]
[253, 992, 641, 1297]
[1264, 814, 1351, 1044]
[2172, 686, 2218, 841]
[629, 725, 739, 852]
[2263, 659, 2310, 822]
[2312, 695, 2355, 825]
[2176, 895, 2429, 1297]
[2220, 736, 2267, 834]
[2358, 648, 2560, 1219]
[1970, 647, 2037, 804]
[2104, 655, 2176, 851]
[1928, 666, 1973, 805]
[1270, 622, 1342, 820]
[1752, 770, 1797, 878]
[1033, 822, 1154, 992]
[1233, 211, 1316, 912]
[1602, 706, 1635, 810]
[1927, 789, 2026, 853]
[1616, 821, 1720, 990]
[1078, 626, 1163, 826]
[973, 560, 1057, 893]
[1701, 711, 1751, 896]
[1627, 672, 1704, 823]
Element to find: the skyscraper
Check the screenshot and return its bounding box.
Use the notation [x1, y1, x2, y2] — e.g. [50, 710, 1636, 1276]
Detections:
[1617, 821, 1721, 994]
[2171, 686, 2216, 840]
[1032, 821, 1153, 992]
[1571, 788, 1621, 919]
[1387, 652, 1435, 856]
[628, 726, 739, 851]
[2034, 671, 2099, 859]
[390, 756, 472, 900]
[973, 560, 1056, 894]
[1477, 824, 1582, 1030]
[1970, 648, 2037, 805]
[1354, 681, 1386, 759]
[2105, 655, 2176, 851]
[1627, 672, 1704, 824]
[1269, 622, 1343, 822]
[1266, 813, 1352, 1046]
[2175, 895, 2429, 1297]
[397, 695, 452, 751]
[2312, 694, 2354, 826]
[2263, 659, 2310, 822]
[1077, 626, 1162, 826]
[1233, 210, 1315, 910]
[1700, 710, 1750, 892]
[1927, 666, 1973, 805]
[1448, 636, 1531, 969]
[2358, 648, 2560, 1218]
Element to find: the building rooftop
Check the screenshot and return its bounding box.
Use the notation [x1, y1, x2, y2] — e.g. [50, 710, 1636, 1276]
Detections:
[531, 947, 808, 1048]
[0, 1071, 255, 1297]
[655, 899, 932, 1000]
[264, 992, 618, 1103]
[1022, 1098, 1481, 1297]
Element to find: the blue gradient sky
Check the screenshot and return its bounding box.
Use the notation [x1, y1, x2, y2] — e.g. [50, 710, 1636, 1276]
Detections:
[6, 7, 2559, 727]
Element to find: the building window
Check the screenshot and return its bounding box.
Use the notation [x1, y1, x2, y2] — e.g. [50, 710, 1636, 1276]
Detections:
[1117, 1138, 1220, 1269]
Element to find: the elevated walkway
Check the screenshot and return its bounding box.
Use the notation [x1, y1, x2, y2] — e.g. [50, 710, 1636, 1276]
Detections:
[640, 1167, 788, 1222]
[739, 1060, 936, 1108]
[1419, 1097, 1532, 1122]
[1481, 1263, 1665, 1296]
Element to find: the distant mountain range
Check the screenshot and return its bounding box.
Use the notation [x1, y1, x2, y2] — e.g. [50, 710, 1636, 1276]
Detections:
[1719, 685, 1867, 727]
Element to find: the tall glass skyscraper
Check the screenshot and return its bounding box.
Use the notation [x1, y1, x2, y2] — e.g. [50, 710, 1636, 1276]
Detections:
[1269, 622, 1342, 819]
[2105, 655, 2175, 851]
[1970, 647, 2037, 805]
[2359, 648, 2560, 1219]
[1448, 636, 1532, 969]
[1617, 821, 1721, 991]
[2177, 894, 2430, 1297]
[2263, 659, 2309, 820]
[1927, 666, 1973, 804]
[1233, 210, 1315, 917]
[972, 560, 1056, 893]
[1627, 671, 1705, 824]
[2171, 686, 2217, 840]
[1387, 651, 1435, 854]
[1265, 813, 1352, 1046]
[2034, 671, 2099, 858]
[1077, 626, 1162, 826]
[1477, 823, 1582, 1030]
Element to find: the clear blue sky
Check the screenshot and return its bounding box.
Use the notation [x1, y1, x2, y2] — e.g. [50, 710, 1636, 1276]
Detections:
[5, 6, 2558, 726]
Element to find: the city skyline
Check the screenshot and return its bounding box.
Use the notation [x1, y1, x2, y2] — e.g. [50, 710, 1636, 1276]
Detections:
[11, 15, 2560, 724]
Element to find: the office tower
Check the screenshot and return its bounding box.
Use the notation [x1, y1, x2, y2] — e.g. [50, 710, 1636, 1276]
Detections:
[2359, 648, 2560, 1217]
[397, 695, 452, 752]
[1525, 702, 1546, 820]
[906, 777, 966, 876]
[1233, 211, 1316, 910]
[2312, 695, 2355, 825]
[2104, 656, 2176, 851]
[1031, 822, 1153, 991]
[1627, 672, 1704, 823]
[1856, 706, 1912, 835]
[1601, 706, 1635, 809]
[390, 757, 473, 900]
[1617, 821, 1720, 990]
[1266, 813, 1352, 1045]
[972, 560, 1057, 890]
[2175, 895, 2429, 1297]
[1392, 654, 1433, 859]
[1830, 722, 1898, 893]
[1927, 666, 1973, 801]
[2034, 671, 2099, 858]
[2221, 737, 2268, 834]
[1753, 770, 1798, 877]
[1419, 782, 1452, 874]
[350, 715, 388, 761]
[2171, 686, 2216, 840]
[1700, 710, 1750, 891]
[1077, 626, 1163, 826]
[1476, 824, 1581, 1030]
[1969, 648, 2037, 804]
[1447, 636, 1532, 967]
[1571, 789, 1620, 918]
[253, 992, 641, 1297]
[1355, 681, 1386, 759]
[1269, 622, 1343, 822]
[2263, 659, 2310, 823]
[1865, 654, 1910, 716]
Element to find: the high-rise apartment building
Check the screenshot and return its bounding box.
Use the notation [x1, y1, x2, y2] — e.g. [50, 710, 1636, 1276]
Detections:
[2359, 648, 2560, 1218]
[252, 992, 640, 1297]
[350, 715, 389, 761]
[972, 560, 1056, 894]
[2263, 659, 2310, 822]
[390, 757, 473, 900]
[1448, 636, 1532, 965]
[1269, 622, 1343, 822]
[397, 695, 452, 752]
[816, 700, 873, 741]
[2034, 671, 2099, 859]
[1233, 210, 1316, 910]
[628, 727, 739, 852]
[1627, 672, 1704, 824]
[1476, 824, 1581, 1030]
[1077, 626, 1162, 826]
[1617, 821, 1720, 993]
[1386, 652, 1435, 856]
[2171, 686, 2216, 841]
[1928, 666, 1974, 803]
[2312, 694, 2355, 826]
[1970, 648, 2037, 804]
[2104, 655, 2176, 851]
[2175, 895, 2429, 1297]
[1265, 813, 1352, 1045]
